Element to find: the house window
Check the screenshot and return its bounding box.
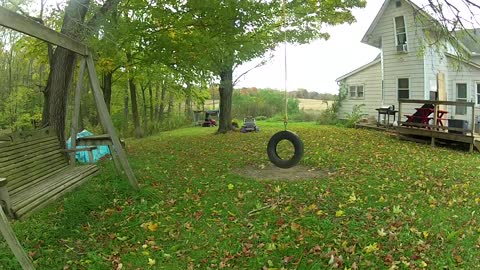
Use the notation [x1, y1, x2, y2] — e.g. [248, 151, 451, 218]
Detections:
[398, 78, 409, 99]
[456, 83, 467, 115]
[476, 83, 480, 105]
[395, 16, 407, 45]
[349, 85, 364, 99]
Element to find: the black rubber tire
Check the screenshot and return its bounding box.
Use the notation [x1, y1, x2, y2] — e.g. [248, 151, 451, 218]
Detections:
[267, 130, 304, 169]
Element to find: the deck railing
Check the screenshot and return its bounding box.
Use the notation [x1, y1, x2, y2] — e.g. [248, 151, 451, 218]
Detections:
[398, 99, 476, 134]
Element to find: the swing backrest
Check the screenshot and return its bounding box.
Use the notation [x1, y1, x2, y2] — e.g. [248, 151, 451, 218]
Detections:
[0, 128, 68, 196]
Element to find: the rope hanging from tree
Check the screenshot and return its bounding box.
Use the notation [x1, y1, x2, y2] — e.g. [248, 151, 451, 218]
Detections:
[267, 0, 304, 169]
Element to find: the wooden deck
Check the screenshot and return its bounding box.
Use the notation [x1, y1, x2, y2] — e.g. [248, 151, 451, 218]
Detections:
[353, 123, 480, 151]
[396, 99, 479, 152]
[395, 126, 479, 152]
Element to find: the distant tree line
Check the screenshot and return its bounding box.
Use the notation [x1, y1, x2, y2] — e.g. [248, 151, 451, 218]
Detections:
[235, 87, 335, 100]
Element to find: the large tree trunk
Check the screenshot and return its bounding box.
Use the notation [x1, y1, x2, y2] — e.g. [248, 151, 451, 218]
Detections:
[42, 0, 90, 144]
[40, 0, 120, 143]
[102, 71, 113, 113]
[218, 67, 233, 133]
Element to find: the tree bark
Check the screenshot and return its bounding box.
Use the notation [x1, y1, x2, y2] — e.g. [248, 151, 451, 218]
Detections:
[185, 83, 192, 118]
[129, 77, 143, 138]
[126, 52, 143, 138]
[218, 67, 233, 133]
[102, 71, 113, 113]
[158, 80, 167, 122]
[149, 82, 154, 121]
[167, 90, 174, 116]
[154, 82, 160, 121]
[123, 84, 129, 131]
[141, 82, 148, 134]
[42, 0, 89, 144]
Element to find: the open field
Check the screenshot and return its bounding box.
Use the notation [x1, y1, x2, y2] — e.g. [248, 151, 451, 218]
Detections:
[1, 122, 480, 269]
[297, 98, 332, 112]
[204, 98, 333, 112]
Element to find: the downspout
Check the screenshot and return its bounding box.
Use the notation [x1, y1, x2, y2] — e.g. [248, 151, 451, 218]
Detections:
[381, 39, 385, 106]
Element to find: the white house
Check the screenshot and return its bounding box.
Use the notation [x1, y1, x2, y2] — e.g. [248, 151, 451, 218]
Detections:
[336, 0, 480, 127]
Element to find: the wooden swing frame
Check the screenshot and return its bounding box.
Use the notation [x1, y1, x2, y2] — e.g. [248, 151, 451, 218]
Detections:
[0, 7, 139, 269]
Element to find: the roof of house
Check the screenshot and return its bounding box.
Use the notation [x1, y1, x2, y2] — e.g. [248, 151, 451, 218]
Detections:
[336, 55, 381, 82]
[362, 0, 480, 55]
[455, 29, 480, 55]
[361, 0, 428, 48]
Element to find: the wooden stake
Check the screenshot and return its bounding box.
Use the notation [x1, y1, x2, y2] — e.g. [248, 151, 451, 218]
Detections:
[85, 53, 139, 190]
[70, 58, 86, 166]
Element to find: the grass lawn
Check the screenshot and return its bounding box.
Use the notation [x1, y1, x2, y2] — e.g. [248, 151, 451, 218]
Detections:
[1, 122, 480, 269]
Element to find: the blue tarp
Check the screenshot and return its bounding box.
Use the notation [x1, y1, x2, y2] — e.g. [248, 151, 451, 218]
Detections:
[66, 130, 111, 163]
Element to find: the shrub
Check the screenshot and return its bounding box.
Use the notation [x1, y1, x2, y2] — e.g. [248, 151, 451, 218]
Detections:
[344, 104, 366, 128]
[316, 83, 347, 125]
[288, 110, 318, 122]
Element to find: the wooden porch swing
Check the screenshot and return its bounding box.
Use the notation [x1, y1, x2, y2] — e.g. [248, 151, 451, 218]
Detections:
[0, 7, 139, 269]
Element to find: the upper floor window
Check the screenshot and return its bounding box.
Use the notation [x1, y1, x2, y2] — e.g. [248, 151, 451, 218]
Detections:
[349, 85, 364, 99]
[395, 16, 407, 45]
[456, 83, 467, 115]
[398, 78, 409, 99]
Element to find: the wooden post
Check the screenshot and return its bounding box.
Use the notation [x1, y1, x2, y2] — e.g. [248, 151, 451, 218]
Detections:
[471, 103, 475, 136]
[108, 145, 123, 173]
[85, 53, 139, 190]
[398, 100, 402, 126]
[0, 180, 35, 270]
[0, 178, 13, 218]
[431, 104, 438, 146]
[70, 58, 86, 167]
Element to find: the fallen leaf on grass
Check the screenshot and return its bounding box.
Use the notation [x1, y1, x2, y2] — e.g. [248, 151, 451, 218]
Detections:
[363, 243, 379, 253]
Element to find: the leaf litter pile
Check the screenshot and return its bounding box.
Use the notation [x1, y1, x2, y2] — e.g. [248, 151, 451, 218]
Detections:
[1, 122, 480, 269]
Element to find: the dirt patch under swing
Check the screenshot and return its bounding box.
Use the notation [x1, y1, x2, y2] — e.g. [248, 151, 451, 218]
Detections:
[234, 164, 329, 181]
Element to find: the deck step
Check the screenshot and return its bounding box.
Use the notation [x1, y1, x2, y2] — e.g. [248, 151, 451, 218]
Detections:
[474, 139, 480, 151]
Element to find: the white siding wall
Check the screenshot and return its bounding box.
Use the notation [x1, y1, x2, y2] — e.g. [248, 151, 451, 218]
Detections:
[371, 0, 425, 116]
[446, 59, 480, 127]
[338, 62, 382, 119]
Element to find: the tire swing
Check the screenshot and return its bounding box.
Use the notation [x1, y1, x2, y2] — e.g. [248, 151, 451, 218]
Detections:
[267, 129, 304, 169]
[267, 13, 304, 169]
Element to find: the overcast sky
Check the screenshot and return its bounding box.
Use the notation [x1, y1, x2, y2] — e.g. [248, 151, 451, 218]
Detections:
[234, 1, 385, 94]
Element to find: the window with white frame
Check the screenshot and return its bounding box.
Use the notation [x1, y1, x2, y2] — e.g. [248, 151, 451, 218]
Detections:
[349, 85, 364, 99]
[394, 16, 407, 45]
[456, 83, 467, 115]
[398, 78, 409, 99]
[476, 82, 480, 105]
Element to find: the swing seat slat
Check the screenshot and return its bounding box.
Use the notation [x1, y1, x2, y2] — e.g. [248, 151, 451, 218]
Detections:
[0, 127, 98, 219]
